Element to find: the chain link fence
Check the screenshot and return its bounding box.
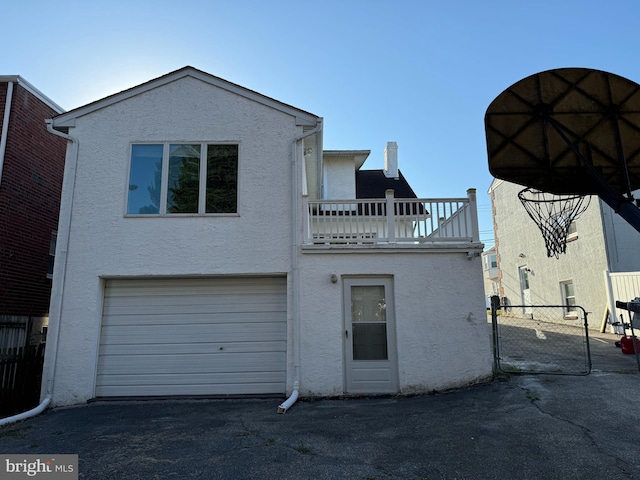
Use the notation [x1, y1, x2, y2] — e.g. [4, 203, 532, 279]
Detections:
[491, 303, 591, 375]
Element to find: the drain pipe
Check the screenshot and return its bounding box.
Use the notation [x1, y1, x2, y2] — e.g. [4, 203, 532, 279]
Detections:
[41, 120, 78, 406]
[0, 80, 14, 186]
[0, 396, 51, 427]
[40, 122, 77, 417]
[0, 119, 75, 426]
[278, 119, 323, 414]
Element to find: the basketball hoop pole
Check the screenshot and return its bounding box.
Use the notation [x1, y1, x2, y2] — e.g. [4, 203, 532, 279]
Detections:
[545, 116, 640, 234]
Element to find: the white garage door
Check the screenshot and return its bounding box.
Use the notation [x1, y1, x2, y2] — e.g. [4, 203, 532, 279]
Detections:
[96, 276, 287, 397]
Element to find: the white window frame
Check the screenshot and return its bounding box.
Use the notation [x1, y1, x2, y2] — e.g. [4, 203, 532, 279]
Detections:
[126, 142, 239, 217]
[560, 280, 576, 314]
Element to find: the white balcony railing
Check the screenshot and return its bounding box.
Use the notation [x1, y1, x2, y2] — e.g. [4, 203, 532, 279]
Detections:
[305, 189, 480, 246]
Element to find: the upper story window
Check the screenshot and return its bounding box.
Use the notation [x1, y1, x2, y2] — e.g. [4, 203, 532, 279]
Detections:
[551, 212, 578, 241]
[127, 143, 238, 215]
[483, 253, 497, 270]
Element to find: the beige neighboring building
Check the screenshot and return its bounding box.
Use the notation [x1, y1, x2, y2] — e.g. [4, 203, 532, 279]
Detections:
[481, 246, 498, 308]
[489, 179, 640, 330]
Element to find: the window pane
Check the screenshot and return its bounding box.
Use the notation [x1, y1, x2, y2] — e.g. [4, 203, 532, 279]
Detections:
[167, 144, 201, 214]
[520, 268, 530, 289]
[562, 282, 576, 312]
[351, 286, 386, 322]
[128, 144, 163, 214]
[564, 282, 574, 297]
[206, 144, 238, 213]
[353, 323, 388, 360]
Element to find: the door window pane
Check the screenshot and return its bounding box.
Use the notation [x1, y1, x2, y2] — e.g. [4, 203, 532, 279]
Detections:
[353, 323, 388, 360]
[206, 144, 238, 213]
[351, 285, 387, 360]
[167, 144, 201, 214]
[351, 286, 386, 322]
[127, 144, 163, 214]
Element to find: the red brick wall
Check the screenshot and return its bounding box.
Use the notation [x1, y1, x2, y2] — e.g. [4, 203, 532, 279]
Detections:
[0, 82, 67, 317]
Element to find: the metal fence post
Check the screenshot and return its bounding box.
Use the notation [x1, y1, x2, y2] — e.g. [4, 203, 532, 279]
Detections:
[490, 295, 501, 373]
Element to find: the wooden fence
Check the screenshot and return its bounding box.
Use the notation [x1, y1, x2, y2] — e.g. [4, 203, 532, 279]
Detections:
[0, 344, 46, 416]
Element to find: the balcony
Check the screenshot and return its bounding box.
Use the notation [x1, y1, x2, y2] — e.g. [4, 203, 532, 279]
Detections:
[304, 189, 480, 248]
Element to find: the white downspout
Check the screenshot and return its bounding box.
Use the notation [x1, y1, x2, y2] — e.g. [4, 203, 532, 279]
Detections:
[42, 120, 78, 402]
[0, 119, 76, 426]
[278, 118, 323, 414]
[0, 396, 51, 427]
[0, 81, 14, 185]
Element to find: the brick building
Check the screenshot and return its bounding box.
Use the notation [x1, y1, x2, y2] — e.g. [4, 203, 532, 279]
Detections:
[0, 76, 66, 347]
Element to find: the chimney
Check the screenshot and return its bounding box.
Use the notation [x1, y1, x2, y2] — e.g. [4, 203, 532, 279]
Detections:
[384, 141, 398, 179]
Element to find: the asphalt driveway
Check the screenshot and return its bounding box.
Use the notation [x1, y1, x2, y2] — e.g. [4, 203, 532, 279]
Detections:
[0, 331, 638, 479]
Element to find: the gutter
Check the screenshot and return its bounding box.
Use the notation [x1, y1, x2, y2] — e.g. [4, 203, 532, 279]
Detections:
[0, 77, 65, 186]
[278, 118, 323, 414]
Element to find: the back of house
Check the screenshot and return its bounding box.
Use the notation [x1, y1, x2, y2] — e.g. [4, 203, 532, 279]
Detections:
[43, 67, 492, 407]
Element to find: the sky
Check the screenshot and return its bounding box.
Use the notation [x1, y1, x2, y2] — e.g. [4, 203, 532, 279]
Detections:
[4, 0, 640, 248]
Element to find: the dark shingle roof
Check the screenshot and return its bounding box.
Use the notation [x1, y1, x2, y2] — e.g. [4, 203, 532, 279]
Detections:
[356, 170, 418, 199]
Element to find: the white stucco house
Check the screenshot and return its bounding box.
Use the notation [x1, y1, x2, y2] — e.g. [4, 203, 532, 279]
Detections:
[42, 67, 492, 407]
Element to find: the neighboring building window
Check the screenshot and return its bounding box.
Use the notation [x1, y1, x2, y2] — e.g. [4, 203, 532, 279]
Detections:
[552, 212, 577, 240]
[47, 231, 57, 279]
[127, 143, 238, 215]
[483, 253, 497, 270]
[561, 281, 576, 313]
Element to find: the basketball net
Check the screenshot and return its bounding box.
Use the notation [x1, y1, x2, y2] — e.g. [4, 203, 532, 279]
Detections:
[518, 188, 592, 258]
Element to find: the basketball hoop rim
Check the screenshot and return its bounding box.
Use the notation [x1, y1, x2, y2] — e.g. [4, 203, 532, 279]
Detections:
[517, 187, 590, 202]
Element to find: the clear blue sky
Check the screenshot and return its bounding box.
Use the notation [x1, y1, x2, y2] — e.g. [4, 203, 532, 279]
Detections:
[4, 0, 640, 247]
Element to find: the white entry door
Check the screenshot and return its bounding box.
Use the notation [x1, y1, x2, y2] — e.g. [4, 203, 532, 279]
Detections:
[344, 277, 398, 394]
[519, 266, 532, 315]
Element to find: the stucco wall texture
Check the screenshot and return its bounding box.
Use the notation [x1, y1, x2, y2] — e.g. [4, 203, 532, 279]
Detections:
[44, 73, 492, 406]
[47, 77, 298, 405]
[298, 252, 493, 397]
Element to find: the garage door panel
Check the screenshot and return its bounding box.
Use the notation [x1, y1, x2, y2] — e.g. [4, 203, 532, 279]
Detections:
[100, 341, 287, 356]
[97, 276, 287, 397]
[102, 312, 285, 326]
[96, 371, 286, 387]
[97, 352, 287, 375]
[103, 291, 287, 307]
[100, 323, 287, 344]
[103, 297, 286, 316]
[95, 383, 286, 397]
[105, 278, 286, 296]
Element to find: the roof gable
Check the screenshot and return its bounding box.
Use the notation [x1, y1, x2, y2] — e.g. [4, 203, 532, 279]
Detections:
[51, 66, 319, 128]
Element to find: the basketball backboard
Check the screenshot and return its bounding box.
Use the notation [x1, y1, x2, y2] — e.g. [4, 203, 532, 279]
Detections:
[486, 68, 640, 196]
[485, 67, 640, 234]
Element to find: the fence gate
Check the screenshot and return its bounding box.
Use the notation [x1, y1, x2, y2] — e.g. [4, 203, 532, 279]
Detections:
[491, 299, 592, 375]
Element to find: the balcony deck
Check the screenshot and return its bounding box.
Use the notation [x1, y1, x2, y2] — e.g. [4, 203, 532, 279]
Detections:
[304, 189, 481, 249]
